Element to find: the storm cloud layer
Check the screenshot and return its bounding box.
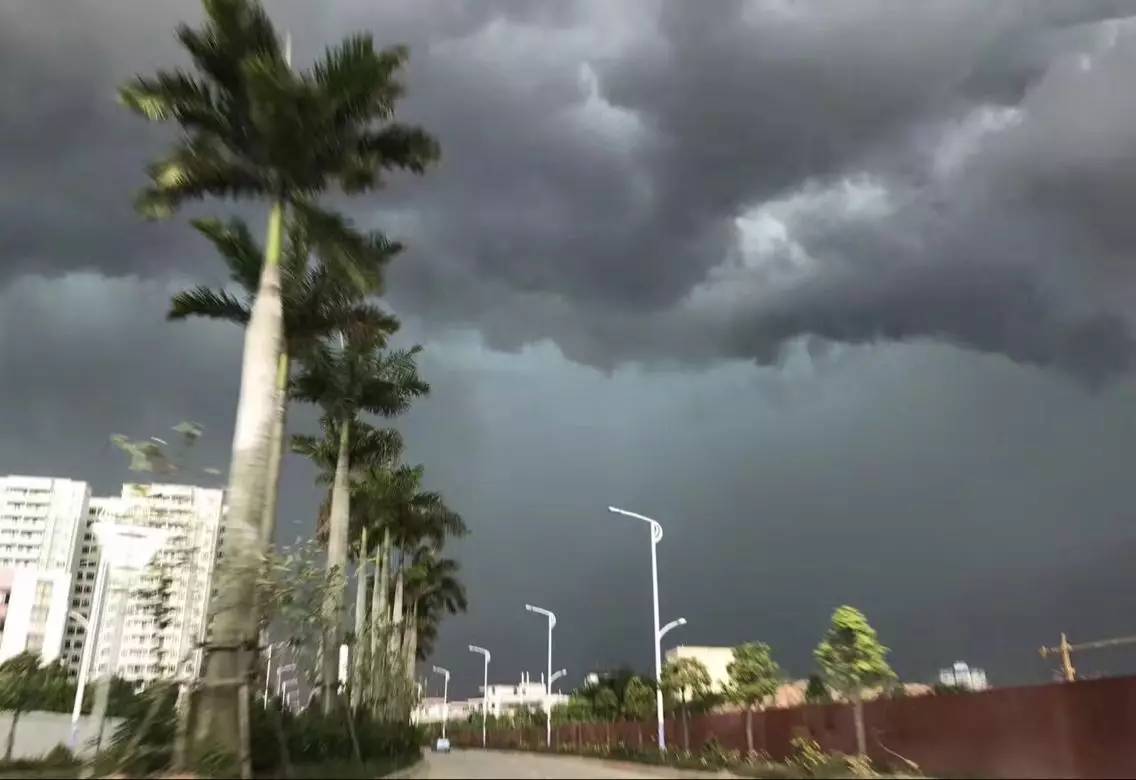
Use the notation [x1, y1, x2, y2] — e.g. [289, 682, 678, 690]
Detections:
[5, 1, 1136, 693]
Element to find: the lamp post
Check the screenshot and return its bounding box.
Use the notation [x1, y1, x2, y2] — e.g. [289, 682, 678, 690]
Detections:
[69, 521, 167, 754]
[524, 604, 556, 747]
[276, 663, 296, 699]
[608, 505, 673, 752]
[549, 668, 567, 693]
[433, 665, 451, 740]
[468, 645, 491, 748]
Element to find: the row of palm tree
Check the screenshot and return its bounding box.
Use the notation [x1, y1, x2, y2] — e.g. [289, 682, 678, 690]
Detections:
[121, 0, 450, 763]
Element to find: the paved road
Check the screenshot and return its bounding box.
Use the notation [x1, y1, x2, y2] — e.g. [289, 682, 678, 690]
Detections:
[410, 749, 728, 779]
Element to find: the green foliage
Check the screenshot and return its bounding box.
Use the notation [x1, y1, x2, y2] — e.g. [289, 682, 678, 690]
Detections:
[814, 606, 895, 699]
[728, 642, 782, 710]
[661, 656, 712, 708]
[788, 737, 828, 773]
[594, 687, 620, 721]
[622, 676, 655, 721]
[119, 0, 440, 219]
[805, 674, 831, 704]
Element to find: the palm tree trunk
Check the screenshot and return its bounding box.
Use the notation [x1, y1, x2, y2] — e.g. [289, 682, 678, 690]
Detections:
[369, 528, 390, 707]
[386, 555, 404, 718]
[259, 352, 290, 547]
[322, 415, 352, 714]
[195, 199, 285, 756]
[388, 557, 404, 658]
[404, 599, 418, 683]
[350, 526, 368, 710]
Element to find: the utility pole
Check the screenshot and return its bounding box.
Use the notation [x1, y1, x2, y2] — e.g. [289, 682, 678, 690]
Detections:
[1039, 632, 1136, 682]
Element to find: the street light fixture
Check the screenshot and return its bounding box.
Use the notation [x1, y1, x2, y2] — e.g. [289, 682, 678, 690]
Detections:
[608, 505, 672, 752]
[432, 666, 451, 741]
[524, 604, 557, 747]
[549, 668, 567, 692]
[468, 645, 491, 749]
[69, 521, 167, 752]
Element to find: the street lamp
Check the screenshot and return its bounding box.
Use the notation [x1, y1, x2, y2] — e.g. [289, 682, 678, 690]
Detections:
[468, 645, 491, 749]
[549, 668, 567, 692]
[432, 666, 451, 741]
[69, 521, 167, 752]
[608, 505, 672, 752]
[276, 663, 297, 699]
[524, 604, 556, 747]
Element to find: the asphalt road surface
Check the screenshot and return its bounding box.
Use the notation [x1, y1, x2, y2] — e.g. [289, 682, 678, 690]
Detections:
[411, 749, 729, 779]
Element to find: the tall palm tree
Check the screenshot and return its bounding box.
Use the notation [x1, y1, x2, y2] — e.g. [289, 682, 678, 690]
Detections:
[292, 330, 428, 711]
[169, 210, 400, 545]
[403, 547, 467, 680]
[121, 0, 438, 753]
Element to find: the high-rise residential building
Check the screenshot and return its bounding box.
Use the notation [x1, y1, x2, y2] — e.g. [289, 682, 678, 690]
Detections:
[62, 482, 225, 686]
[0, 476, 90, 665]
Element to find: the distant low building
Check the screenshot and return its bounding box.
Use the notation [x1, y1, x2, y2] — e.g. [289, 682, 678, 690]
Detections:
[939, 661, 988, 691]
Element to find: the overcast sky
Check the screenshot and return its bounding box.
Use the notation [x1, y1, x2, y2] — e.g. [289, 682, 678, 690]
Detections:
[6, 0, 1136, 697]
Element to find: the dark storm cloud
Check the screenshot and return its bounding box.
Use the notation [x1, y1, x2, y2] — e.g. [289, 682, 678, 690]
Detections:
[5, 1, 1136, 381]
[8, 0, 1136, 696]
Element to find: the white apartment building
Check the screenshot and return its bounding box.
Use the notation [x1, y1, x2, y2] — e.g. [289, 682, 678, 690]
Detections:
[62, 483, 225, 686]
[0, 476, 90, 665]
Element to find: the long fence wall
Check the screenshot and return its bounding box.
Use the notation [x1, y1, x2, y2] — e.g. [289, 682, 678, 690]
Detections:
[448, 675, 1136, 779]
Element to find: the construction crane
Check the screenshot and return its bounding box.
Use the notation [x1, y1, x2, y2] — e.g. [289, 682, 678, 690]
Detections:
[1039, 632, 1136, 682]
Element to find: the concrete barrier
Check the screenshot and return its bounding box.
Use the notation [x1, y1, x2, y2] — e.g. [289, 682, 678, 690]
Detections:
[0, 710, 124, 759]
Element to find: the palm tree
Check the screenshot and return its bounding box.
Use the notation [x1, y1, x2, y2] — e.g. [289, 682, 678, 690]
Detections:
[403, 547, 467, 680]
[292, 330, 429, 711]
[121, 0, 438, 754]
[293, 418, 403, 710]
[347, 462, 424, 712]
[169, 210, 400, 545]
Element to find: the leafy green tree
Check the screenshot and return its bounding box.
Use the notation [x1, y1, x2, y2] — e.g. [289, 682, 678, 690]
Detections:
[814, 605, 895, 756]
[594, 687, 620, 722]
[0, 655, 73, 759]
[804, 674, 831, 704]
[661, 656, 711, 752]
[727, 642, 782, 754]
[120, 0, 438, 755]
[622, 676, 655, 723]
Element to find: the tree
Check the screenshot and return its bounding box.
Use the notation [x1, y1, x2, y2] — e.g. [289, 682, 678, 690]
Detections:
[120, 0, 439, 756]
[804, 674, 831, 705]
[594, 687, 620, 722]
[814, 606, 895, 756]
[727, 642, 782, 754]
[0, 655, 72, 760]
[623, 677, 655, 723]
[292, 331, 428, 712]
[169, 211, 399, 546]
[661, 656, 711, 752]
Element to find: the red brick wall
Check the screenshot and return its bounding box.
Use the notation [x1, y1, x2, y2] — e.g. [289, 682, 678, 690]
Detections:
[451, 676, 1136, 778]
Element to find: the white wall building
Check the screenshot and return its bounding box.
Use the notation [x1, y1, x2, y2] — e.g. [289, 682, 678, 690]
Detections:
[939, 661, 989, 691]
[0, 475, 90, 665]
[62, 483, 225, 685]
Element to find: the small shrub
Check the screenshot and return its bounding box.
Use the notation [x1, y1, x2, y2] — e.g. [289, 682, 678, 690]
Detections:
[788, 737, 828, 774]
[41, 744, 78, 767]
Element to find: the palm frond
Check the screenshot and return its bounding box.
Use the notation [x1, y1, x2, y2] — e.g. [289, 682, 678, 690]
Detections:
[189, 217, 263, 292]
[168, 286, 250, 323]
